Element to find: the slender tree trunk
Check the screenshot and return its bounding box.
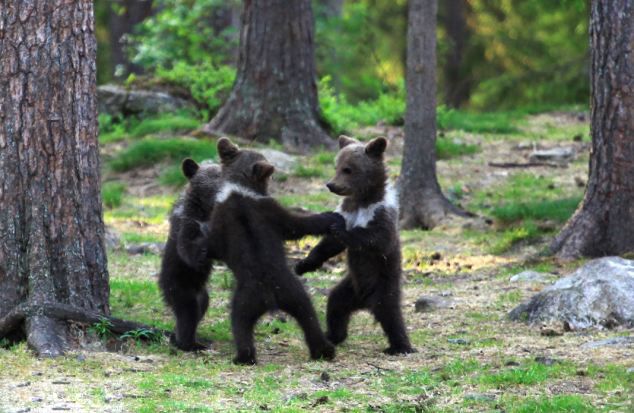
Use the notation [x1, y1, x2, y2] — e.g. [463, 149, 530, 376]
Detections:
[550, 1, 634, 259]
[202, 0, 333, 152]
[441, 0, 472, 108]
[0, 0, 109, 356]
[108, 0, 153, 79]
[399, 0, 470, 229]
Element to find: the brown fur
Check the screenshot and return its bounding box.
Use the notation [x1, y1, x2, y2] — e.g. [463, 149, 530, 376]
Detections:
[296, 136, 415, 355]
[207, 138, 343, 364]
[158, 159, 221, 351]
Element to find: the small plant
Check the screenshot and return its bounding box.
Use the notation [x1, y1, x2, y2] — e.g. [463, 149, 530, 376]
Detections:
[120, 328, 163, 344]
[89, 317, 114, 339]
[129, 113, 201, 138]
[101, 182, 126, 209]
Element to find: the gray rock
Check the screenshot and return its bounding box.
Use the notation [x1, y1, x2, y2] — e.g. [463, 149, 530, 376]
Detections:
[509, 257, 634, 329]
[528, 146, 576, 163]
[259, 149, 298, 173]
[464, 393, 495, 402]
[627, 367, 634, 374]
[414, 296, 454, 313]
[509, 270, 550, 283]
[580, 336, 634, 349]
[125, 242, 165, 256]
[104, 226, 121, 250]
[98, 85, 195, 118]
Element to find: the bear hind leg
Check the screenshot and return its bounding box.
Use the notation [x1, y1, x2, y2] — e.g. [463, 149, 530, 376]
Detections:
[275, 276, 335, 361]
[231, 285, 267, 365]
[172, 288, 207, 352]
[371, 294, 416, 355]
[326, 277, 362, 346]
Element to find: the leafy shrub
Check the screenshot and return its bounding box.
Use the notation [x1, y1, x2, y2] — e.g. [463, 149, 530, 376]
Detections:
[102, 182, 126, 209]
[129, 113, 201, 137]
[108, 138, 217, 172]
[319, 76, 404, 135]
[155, 62, 235, 115]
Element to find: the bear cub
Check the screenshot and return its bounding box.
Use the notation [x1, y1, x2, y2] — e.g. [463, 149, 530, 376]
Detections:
[295, 135, 415, 355]
[207, 138, 343, 364]
[158, 158, 220, 351]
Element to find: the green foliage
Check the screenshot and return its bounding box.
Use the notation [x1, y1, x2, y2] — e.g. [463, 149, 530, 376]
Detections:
[89, 317, 114, 339]
[436, 138, 480, 160]
[319, 76, 404, 135]
[508, 395, 594, 413]
[492, 197, 582, 223]
[101, 182, 126, 209]
[437, 106, 521, 134]
[130, 0, 239, 70]
[466, 0, 589, 109]
[155, 62, 235, 115]
[100, 112, 202, 143]
[120, 328, 163, 344]
[108, 138, 217, 172]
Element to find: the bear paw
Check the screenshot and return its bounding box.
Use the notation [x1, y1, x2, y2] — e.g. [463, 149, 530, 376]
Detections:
[295, 258, 319, 275]
[310, 342, 336, 361]
[383, 345, 417, 355]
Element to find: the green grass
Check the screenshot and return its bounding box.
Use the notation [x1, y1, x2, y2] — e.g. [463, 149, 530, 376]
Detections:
[108, 137, 217, 172]
[492, 197, 582, 223]
[508, 395, 594, 413]
[437, 107, 522, 134]
[478, 360, 575, 388]
[101, 181, 126, 209]
[104, 195, 175, 225]
[278, 192, 336, 212]
[436, 137, 481, 160]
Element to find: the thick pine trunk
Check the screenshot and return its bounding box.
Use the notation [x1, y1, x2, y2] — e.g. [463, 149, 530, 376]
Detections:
[551, 0, 634, 259]
[202, 0, 333, 152]
[0, 0, 109, 356]
[399, 0, 469, 229]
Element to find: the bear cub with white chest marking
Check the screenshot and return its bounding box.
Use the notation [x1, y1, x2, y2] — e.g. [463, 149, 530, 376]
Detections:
[207, 138, 344, 365]
[295, 135, 415, 355]
[158, 159, 221, 351]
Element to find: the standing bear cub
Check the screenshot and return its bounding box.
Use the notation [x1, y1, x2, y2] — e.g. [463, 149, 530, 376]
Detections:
[158, 158, 220, 351]
[207, 138, 343, 365]
[295, 135, 416, 355]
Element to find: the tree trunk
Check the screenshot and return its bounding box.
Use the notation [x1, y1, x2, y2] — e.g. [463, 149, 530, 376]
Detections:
[202, 0, 333, 152]
[399, 0, 470, 229]
[550, 1, 634, 259]
[108, 0, 153, 79]
[441, 0, 472, 108]
[0, 0, 109, 356]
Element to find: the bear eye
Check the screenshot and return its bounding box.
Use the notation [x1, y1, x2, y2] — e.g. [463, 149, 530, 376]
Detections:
[342, 167, 352, 175]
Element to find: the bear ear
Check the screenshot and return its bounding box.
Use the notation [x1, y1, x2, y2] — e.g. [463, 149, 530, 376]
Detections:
[365, 136, 387, 158]
[252, 161, 275, 180]
[338, 135, 357, 149]
[182, 158, 199, 179]
[217, 137, 240, 163]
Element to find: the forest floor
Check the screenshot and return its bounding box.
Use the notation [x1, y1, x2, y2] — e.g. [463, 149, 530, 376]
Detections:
[0, 110, 632, 413]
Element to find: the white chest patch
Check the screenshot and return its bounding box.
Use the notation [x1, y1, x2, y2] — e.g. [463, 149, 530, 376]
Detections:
[215, 182, 264, 204]
[336, 185, 398, 230]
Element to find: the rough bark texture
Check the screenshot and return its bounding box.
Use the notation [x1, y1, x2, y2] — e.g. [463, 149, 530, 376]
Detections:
[399, 0, 469, 229]
[108, 0, 153, 78]
[0, 0, 109, 356]
[202, 0, 333, 152]
[550, 1, 634, 259]
[441, 0, 472, 108]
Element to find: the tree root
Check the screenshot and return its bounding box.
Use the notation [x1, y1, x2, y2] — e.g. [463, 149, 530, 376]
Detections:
[0, 302, 172, 356]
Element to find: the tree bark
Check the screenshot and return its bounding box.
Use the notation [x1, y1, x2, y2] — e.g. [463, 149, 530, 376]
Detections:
[440, 0, 472, 108]
[550, 0, 634, 259]
[0, 0, 109, 356]
[108, 0, 153, 79]
[202, 0, 333, 152]
[399, 0, 470, 229]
